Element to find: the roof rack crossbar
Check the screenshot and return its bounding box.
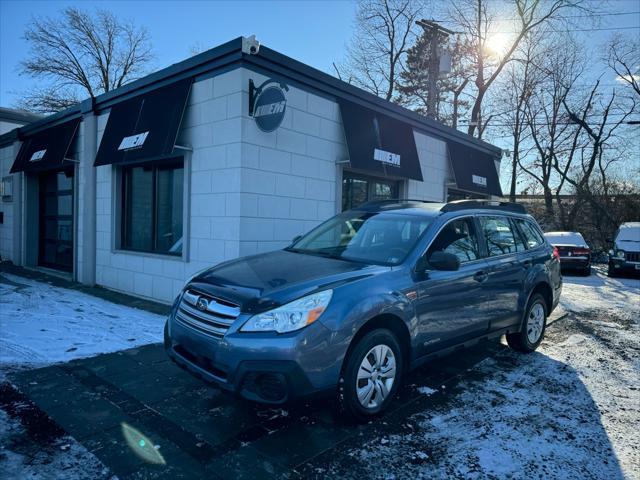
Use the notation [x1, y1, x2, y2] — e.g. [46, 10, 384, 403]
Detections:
[440, 199, 527, 214]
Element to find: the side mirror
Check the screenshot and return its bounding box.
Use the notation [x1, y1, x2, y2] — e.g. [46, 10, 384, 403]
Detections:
[291, 235, 302, 244]
[428, 251, 460, 271]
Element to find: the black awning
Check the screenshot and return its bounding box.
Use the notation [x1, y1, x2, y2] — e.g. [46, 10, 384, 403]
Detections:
[447, 141, 503, 197]
[94, 78, 192, 166]
[10, 118, 80, 174]
[338, 100, 423, 181]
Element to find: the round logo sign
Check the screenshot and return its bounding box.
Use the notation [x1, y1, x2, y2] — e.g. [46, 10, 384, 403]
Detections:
[253, 85, 287, 132]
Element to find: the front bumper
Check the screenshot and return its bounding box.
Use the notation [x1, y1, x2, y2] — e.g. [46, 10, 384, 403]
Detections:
[164, 316, 339, 404]
[609, 257, 640, 275]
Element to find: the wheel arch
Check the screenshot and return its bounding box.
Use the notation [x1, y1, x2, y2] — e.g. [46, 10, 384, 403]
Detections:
[528, 281, 553, 316]
[340, 313, 412, 376]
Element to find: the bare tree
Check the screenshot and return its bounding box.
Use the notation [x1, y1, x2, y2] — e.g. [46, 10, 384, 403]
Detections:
[451, 0, 584, 138]
[18, 7, 154, 114]
[336, 0, 424, 101]
[607, 34, 640, 98]
[517, 33, 582, 221]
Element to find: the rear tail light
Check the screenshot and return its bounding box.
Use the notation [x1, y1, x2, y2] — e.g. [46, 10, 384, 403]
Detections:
[552, 246, 560, 261]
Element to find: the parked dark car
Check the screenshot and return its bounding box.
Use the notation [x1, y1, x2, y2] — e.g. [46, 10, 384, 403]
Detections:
[543, 231, 591, 276]
[164, 200, 562, 421]
[608, 222, 640, 277]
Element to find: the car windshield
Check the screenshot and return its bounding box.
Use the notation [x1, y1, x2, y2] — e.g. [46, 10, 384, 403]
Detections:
[616, 226, 640, 242]
[544, 232, 586, 246]
[287, 211, 433, 265]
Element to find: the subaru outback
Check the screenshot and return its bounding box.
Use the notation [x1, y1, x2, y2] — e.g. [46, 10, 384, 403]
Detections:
[164, 200, 562, 420]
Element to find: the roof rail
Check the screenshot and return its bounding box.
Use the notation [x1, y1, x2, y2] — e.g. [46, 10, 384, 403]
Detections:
[358, 198, 441, 208]
[440, 199, 527, 214]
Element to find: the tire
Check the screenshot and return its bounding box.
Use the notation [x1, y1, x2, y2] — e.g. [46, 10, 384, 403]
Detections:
[338, 329, 404, 422]
[506, 293, 547, 353]
[608, 264, 616, 277]
[583, 266, 591, 276]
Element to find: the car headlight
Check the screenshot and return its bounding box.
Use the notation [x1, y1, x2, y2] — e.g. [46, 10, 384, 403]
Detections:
[241, 290, 333, 333]
[616, 250, 625, 259]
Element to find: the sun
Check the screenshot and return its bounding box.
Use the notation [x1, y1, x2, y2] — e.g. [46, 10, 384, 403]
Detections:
[485, 33, 510, 57]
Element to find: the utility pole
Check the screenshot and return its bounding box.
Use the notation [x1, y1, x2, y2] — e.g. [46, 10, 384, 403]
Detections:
[416, 19, 455, 119]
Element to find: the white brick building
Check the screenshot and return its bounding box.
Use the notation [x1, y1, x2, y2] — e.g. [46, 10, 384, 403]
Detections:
[0, 37, 503, 303]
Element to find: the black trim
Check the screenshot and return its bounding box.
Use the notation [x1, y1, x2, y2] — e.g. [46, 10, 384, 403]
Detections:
[10, 118, 80, 174]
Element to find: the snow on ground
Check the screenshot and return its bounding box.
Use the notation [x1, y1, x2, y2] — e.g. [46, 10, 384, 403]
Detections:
[0, 272, 166, 380]
[559, 265, 640, 313]
[0, 408, 112, 480]
[307, 268, 640, 479]
[0, 272, 167, 479]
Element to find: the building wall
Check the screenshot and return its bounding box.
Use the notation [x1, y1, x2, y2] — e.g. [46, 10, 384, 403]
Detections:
[238, 68, 344, 256]
[1, 67, 468, 304]
[0, 144, 16, 262]
[410, 131, 451, 202]
[0, 120, 22, 136]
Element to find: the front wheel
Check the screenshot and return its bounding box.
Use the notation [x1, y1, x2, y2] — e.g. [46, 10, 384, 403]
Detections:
[338, 329, 404, 422]
[506, 293, 547, 353]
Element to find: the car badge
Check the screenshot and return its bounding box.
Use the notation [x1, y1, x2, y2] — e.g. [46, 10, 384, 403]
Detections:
[196, 297, 209, 311]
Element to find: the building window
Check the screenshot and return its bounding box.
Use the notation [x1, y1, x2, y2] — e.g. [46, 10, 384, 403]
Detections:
[121, 158, 184, 255]
[342, 171, 400, 211]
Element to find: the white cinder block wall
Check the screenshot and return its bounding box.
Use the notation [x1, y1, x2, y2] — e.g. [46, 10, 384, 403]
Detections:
[0, 144, 16, 262]
[410, 131, 451, 202]
[238, 69, 344, 256]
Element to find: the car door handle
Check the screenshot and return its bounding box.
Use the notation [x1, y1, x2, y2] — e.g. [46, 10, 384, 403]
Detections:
[473, 270, 488, 283]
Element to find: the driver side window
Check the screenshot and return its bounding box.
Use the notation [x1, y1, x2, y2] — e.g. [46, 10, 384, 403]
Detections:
[427, 218, 480, 263]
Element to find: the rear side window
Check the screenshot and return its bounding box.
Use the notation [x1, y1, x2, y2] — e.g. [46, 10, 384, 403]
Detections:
[517, 220, 544, 249]
[480, 216, 520, 256]
[427, 218, 480, 263]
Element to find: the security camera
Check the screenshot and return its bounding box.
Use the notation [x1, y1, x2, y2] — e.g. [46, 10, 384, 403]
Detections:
[242, 35, 260, 55]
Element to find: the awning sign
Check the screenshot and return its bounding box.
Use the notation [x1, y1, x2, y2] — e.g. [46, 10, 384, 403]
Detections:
[30, 149, 47, 162]
[118, 132, 149, 151]
[472, 174, 487, 187]
[374, 148, 400, 167]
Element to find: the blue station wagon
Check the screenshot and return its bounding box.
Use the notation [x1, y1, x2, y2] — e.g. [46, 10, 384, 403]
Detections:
[165, 200, 562, 420]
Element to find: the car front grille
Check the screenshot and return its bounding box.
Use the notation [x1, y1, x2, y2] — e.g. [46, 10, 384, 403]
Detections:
[174, 289, 241, 338]
[626, 252, 640, 262]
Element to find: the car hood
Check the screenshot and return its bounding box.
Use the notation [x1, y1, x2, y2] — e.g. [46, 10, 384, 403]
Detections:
[615, 240, 640, 253]
[188, 249, 389, 313]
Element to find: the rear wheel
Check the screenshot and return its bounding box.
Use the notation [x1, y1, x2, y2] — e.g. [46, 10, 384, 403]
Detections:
[338, 329, 403, 422]
[582, 266, 592, 276]
[506, 293, 547, 353]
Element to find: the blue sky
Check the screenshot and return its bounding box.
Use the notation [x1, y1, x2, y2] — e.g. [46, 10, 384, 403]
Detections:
[0, 0, 356, 107]
[1, 0, 638, 109]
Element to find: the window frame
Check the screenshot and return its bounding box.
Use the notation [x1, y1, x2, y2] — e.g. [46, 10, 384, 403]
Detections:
[118, 156, 186, 257]
[416, 215, 486, 271]
[478, 215, 524, 259]
[514, 218, 546, 251]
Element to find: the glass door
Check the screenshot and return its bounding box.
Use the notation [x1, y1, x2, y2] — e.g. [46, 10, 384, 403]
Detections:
[342, 171, 400, 211]
[39, 169, 74, 272]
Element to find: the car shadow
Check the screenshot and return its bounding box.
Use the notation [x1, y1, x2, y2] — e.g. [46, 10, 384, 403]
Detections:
[6, 336, 627, 479]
